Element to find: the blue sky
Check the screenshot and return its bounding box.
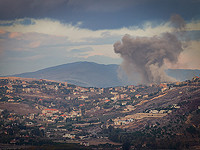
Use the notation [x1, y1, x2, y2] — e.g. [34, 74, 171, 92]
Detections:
[0, 0, 200, 75]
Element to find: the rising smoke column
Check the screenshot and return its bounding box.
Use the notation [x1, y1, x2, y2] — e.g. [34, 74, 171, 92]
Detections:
[114, 15, 185, 84]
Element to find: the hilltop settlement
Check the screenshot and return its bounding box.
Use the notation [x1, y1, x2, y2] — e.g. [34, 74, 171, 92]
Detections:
[0, 76, 200, 149]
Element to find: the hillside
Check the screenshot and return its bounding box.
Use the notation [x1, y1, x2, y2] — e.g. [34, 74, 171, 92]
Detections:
[0, 76, 200, 149]
[11, 61, 200, 87]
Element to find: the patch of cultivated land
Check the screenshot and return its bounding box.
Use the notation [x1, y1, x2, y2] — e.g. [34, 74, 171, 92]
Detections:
[20, 93, 53, 99]
[85, 138, 122, 146]
[64, 138, 121, 146]
[0, 102, 41, 115]
[125, 113, 167, 119]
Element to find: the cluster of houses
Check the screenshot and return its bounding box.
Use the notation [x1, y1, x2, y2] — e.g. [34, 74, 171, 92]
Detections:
[111, 103, 182, 127]
[39, 108, 82, 123]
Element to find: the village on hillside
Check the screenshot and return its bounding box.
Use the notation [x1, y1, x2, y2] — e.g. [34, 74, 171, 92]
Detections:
[0, 76, 200, 149]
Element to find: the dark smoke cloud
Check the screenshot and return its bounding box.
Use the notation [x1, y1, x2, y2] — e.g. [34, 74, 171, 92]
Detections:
[114, 15, 185, 84]
[170, 14, 186, 31]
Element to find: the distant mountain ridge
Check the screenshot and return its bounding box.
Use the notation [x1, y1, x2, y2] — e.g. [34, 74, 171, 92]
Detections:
[166, 69, 200, 81]
[11, 61, 200, 87]
[12, 62, 125, 87]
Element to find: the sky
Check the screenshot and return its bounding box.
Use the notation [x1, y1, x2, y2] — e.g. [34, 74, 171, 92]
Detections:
[0, 0, 200, 76]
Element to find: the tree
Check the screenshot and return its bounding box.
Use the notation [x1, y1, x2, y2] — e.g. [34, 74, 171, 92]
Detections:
[186, 126, 197, 134]
[122, 142, 131, 150]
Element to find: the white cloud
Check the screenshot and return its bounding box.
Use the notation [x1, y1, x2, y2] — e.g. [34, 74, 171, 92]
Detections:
[0, 18, 174, 42]
[1, 18, 200, 43]
[0, 18, 103, 42]
[186, 20, 200, 31]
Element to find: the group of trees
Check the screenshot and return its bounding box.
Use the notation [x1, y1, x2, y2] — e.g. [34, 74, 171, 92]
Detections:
[101, 123, 200, 150]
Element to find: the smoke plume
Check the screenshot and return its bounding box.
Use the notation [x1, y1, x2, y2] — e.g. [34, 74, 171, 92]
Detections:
[114, 15, 185, 84]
